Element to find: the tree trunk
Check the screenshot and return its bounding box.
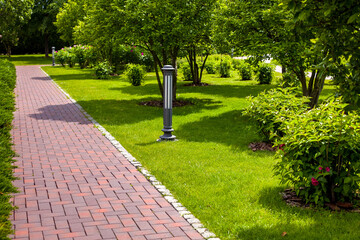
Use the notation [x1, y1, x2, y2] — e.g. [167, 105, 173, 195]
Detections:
[309, 71, 326, 108]
[44, 33, 49, 58]
[6, 45, 11, 57]
[171, 47, 179, 101]
[149, 50, 163, 99]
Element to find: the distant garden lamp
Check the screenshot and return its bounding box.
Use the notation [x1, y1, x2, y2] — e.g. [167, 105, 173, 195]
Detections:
[52, 46, 55, 66]
[159, 65, 176, 141]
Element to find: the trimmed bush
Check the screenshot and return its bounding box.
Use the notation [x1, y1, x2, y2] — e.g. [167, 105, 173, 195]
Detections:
[181, 63, 192, 81]
[205, 61, 216, 74]
[218, 60, 231, 78]
[274, 98, 360, 205]
[256, 63, 273, 84]
[126, 64, 146, 86]
[238, 62, 252, 80]
[55, 45, 95, 68]
[0, 59, 17, 240]
[243, 88, 310, 142]
[95, 61, 113, 79]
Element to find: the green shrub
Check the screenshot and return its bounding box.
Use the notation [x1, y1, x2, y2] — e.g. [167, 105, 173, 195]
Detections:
[218, 60, 231, 78]
[126, 64, 146, 86]
[95, 61, 113, 79]
[55, 49, 67, 67]
[238, 62, 252, 80]
[55, 45, 95, 68]
[280, 72, 300, 88]
[243, 88, 310, 142]
[205, 61, 216, 74]
[256, 63, 273, 84]
[274, 98, 360, 205]
[181, 63, 192, 81]
[231, 58, 243, 70]
[0, 60, 16, 90]
[0, 59, 17, 240]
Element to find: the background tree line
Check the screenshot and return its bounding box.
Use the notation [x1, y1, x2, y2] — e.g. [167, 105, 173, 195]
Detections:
[1, 0, 359, 107]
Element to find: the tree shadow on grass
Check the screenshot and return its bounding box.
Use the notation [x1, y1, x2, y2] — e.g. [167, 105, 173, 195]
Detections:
[111, 82, 276, 99]
[233, 186, 360, 240]
[176, 110, 262, 150]
[29, 97, 223, 125]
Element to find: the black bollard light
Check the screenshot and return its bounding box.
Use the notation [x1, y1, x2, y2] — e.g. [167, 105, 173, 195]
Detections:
[52, 46, 55, 66]
[159, 65, 176, 141]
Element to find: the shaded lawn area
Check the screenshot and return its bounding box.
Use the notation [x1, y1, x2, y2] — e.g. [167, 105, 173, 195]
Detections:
[0, 54, 52, 65]
[42, 66, 359, 240]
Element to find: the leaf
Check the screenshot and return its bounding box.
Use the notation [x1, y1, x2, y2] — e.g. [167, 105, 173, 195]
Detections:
[347, 13, 359, 24]
[344, 177, 352, 184]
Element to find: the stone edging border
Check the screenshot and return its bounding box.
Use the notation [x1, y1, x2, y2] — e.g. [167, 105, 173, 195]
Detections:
[40, 67, 220, 240]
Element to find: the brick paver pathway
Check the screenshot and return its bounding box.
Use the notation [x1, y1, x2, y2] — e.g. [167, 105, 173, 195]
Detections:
[11, 65, 204, 240]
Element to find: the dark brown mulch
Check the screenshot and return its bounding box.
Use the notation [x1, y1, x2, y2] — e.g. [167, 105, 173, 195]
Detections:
[281, 188, 360, 212]
[139, 100, 193, 108]
[248, 142, 276, 151]
[183, 82, 209, 87]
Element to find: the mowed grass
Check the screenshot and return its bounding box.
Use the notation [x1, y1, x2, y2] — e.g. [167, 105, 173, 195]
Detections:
[42, 65, 359, 240]
[1, 54, 52, 65]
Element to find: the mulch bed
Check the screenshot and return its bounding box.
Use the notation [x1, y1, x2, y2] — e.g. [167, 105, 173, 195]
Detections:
[139, 100, 193, 107]
[249, 142, 277, 151]
[281, 188, 360, 212]
[183, 82, 209, 87]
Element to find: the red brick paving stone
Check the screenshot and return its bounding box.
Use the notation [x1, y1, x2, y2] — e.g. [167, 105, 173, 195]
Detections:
[12, 65, 204, 239]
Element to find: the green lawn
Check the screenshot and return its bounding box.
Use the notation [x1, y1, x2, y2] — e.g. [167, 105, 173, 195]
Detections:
[1, 54, 52, 65]
[42, 65, 359, 240]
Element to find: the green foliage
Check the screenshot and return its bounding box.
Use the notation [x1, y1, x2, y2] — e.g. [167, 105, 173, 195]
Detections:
[218, 60, 231, 78]
[94, 61, 113, 79]
[55, 0, 86, 43]
[238, 61, 252, 80]
[280, 72, 300, 88]
[274, 98, 360, 205]
[54, 49, 67, 67]
[205, 61, 216, 74]
[214, 0, 330, 107]
[0, 60, 16, 89]
[55, 45, 95, 68]
[125, 64, 146, 86]
[181, 63, 192, 81]
[0, 0, 34, 56]
[243, 88, 310, 142]
[0, 59, 17, 240]
[256, 63, 273, 84]
[332, 58, 360, 108]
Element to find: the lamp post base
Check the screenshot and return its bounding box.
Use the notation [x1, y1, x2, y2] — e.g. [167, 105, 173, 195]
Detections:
[158, 128, 177, 141]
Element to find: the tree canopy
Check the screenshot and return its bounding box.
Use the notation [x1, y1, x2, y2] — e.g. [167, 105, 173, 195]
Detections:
[0, 0, 34, 55]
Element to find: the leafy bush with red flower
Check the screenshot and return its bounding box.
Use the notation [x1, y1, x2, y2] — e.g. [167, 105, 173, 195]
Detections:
[274, 98, 360, 205]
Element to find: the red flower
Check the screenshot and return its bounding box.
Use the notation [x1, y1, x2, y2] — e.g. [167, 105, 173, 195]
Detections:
[326, 167, 330, 172]
[279, 144, 285, 151]
[319, 167, 323, 171]
[311, 177, 319, 186]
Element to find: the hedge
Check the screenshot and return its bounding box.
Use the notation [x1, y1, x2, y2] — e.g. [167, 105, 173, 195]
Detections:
[0, 59, 17, 240]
